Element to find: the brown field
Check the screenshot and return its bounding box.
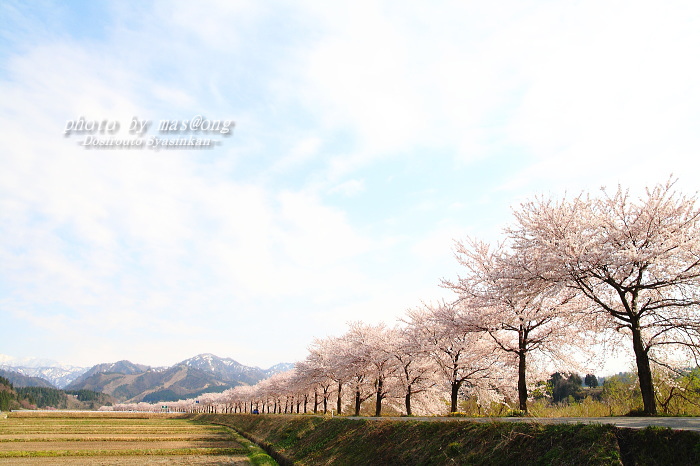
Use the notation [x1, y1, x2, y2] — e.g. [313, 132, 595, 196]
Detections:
[0, 411, 251, 465]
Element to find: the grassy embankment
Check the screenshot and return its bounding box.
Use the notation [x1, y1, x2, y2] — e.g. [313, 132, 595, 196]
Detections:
[0, 411, 276, 465]
[196, 413, 700, 465]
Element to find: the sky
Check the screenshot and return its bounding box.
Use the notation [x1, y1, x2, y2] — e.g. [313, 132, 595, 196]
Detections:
[1, 0, 700, 372]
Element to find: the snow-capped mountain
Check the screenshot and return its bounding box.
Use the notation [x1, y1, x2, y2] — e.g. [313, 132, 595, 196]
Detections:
[1, 353, 294, 397]
[0, 355, 88, 388]
[0, 354, 66, 368]
[0, 365, 88, 388]
[178, 353, 292, 385]
[264, 362, 295, 377]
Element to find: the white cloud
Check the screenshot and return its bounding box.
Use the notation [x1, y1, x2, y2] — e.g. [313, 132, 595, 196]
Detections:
[0, 22, 381, 365]
[3, 0, 700, 369]
[271, 136, 323, 173]
[329, 179, 365, 197]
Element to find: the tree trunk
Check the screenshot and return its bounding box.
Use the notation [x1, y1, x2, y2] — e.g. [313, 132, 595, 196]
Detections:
[405, 385, 412, 416]
[337, 382, 343, 415]
[313, 390, 318, 414]
[354, 389, 361, 416]
[375, 378, 383, 417]
[450, 382, 460, 413]
[632, 323, 657, 415]
[518, 349, 528, 412]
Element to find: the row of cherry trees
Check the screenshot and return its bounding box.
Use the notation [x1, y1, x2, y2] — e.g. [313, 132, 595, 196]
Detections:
[104, 314, 512, 416]
[105, 180, 700, 416]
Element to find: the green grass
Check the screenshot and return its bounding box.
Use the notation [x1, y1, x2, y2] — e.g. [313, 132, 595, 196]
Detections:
[196, 413, 700, 465]
[615, 425, 700, 465]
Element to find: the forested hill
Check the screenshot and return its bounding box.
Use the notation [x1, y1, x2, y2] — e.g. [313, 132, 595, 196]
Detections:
[0, 375, 114, 410]
[0, 375, 27, 411]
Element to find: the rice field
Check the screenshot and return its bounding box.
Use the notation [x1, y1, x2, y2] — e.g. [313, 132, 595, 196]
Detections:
[0, 411, 254, 464]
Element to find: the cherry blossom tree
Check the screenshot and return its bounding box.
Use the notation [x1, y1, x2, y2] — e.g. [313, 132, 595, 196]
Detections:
[509, 180, 700, 415]
[303, 336, 350, 414]
[295, 358, 334, 414]
[346, 358, 373, 416]
[230, 385, 255, 413]
[443, 238, 592, 413]
[255, 370, 292, 413]
[294, 360, 321, 413]
[389, 323, 439, 415]
[406, 301, 504, 413]
[344, 322, 398, 416]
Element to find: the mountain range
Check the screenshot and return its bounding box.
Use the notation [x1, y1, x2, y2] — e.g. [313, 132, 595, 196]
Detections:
[0, 353, 294, 403]
[0, 354, 88, 388]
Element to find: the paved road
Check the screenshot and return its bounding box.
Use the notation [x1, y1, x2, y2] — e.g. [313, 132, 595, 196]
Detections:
[346, 416, 700, 432]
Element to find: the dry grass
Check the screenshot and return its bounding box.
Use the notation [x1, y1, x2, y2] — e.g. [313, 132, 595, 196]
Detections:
[0, 412, 251, 463]
[0, 455, 251, 465]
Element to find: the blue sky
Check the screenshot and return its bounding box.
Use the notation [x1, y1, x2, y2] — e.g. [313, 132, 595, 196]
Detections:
[2, 0, 700, 371]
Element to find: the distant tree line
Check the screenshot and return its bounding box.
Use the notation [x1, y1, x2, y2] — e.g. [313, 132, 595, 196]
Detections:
[0, 376, 34, 411]
[0, 376, 14, 411]
[16, 387, 66, 409]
